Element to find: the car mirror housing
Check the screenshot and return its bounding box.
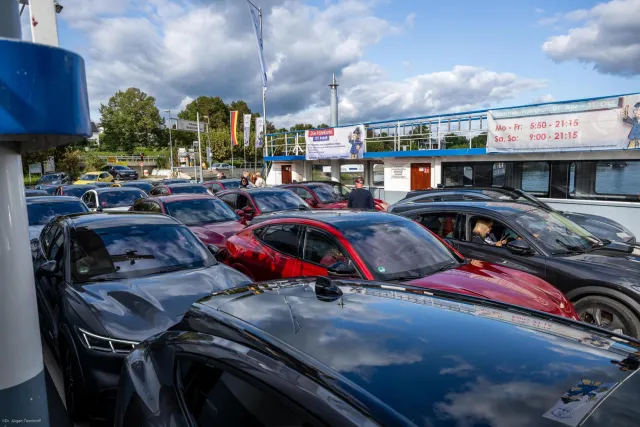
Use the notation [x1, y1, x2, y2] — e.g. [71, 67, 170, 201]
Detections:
[315, 276, 343, 302]
[506, 239, 533, 255]
[207, 244, 219, 256]
[327, 261, 357, 277]
[37, 260, 59, 277]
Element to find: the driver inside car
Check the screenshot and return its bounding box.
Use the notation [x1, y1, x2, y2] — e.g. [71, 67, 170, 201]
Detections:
[320, 247, 347, 267]
[472, 219, 508, 247]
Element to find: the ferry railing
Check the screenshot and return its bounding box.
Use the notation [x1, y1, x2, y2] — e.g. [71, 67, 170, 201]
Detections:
[265, 111, 489, 157]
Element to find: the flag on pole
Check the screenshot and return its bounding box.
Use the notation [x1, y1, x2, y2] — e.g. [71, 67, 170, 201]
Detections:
[230, 111, 239, 146]
[255, 117, 264, 148]
[243, 114, 252, 147]
[247, 1, 267, 89]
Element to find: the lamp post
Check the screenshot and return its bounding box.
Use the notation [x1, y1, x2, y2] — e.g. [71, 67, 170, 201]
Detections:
[164, 109, 174, 177]
[204, 115, 212, 170]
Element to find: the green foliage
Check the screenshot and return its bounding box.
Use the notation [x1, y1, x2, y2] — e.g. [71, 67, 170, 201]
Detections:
[57, 151, 84, 180]
[289, 123, 314, 132]
[155, 155, 170, 169]
[443, 133, 470, 149]
[179, 96, 230, 128]
[99, 88, 164, 154]
[84, 152, 107, 171]
[471, 133, 488, 148]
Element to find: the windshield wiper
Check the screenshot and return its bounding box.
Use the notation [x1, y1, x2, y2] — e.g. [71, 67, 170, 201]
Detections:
[428, 262, 458, 276]
[386, 271, 424, 281]
[555, 239, 587, 254]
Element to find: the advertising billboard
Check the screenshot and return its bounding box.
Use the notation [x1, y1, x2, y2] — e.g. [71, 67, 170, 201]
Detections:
[305, 125, 366, 160]
[487, 94, 640, 153]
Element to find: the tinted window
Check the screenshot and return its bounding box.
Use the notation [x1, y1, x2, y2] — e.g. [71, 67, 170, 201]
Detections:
[220, 194, 237, 209]
[206, 183, 222, 193]
[443, 165, 473, 186]
[165, 199, 238, 226]
[236, 194, 251, 210]
[222, 180, 241, 189]
[100, 173, 111, 179]
[260, 225, 301, 257]
[291, 187, 313, 200]
[69, 224, 214, 282]
[113, 166, 130, 170]
[27, 201, 89, 226]
[148, 187, 162, 196]
[416, 213, 458, 239]
[178, 360, 315, 427]
[170, 185, 210, 195]
[307, 185, 345, 203]
[343, 219, 458, 281]
[47, 227, 65, 261]
[79, 174, 99, 181]
[82, 192, 96, 205]
[64, 186, 95, 198]
[41, 175, 60, 182]
[521, 162, 550, 195]
[252, 192, 309, 214]
[122, 182, 153, 192]
[303, 228, 346, 266]
[492, 162, 506, 186]
[98, 190, 146, 208]
[514, 209, 597, 254]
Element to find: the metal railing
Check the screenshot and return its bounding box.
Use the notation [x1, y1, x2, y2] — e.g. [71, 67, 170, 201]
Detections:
[265, 110, 489, 157]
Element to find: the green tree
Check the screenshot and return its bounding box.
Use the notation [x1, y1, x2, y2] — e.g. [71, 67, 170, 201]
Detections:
[289, 123, 314, 132]
[317, 123, 329, 129]
[57, 151, 84, 180]
[471, 133, 488, 148]
[84, 152, 106, 171]
[155, 154, 170, 169]
[99, 88, 164, 154]
[179, 96, 230, 129]
[443, 133, 470, 149]
[229, 100, 252, 117]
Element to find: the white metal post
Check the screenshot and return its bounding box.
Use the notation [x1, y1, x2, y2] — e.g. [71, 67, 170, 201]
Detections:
[165, 110, 174, 177]
[196, 111, 203, 182]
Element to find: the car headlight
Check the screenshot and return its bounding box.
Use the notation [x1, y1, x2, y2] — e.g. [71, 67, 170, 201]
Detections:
[77, 327, 139, 354]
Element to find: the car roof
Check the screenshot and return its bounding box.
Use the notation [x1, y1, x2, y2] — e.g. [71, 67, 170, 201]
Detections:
[26, 196, 81, 204]
[193, 278, 640, 426]
[154, 194, 217, 203]
[395, 200, 544, 216]
[162, 183, 204, 188]
[61, 184, 97, 189]
[94, 187, 146, 194]
[252, 209, 409, 229]
[63, 212, 178, 228]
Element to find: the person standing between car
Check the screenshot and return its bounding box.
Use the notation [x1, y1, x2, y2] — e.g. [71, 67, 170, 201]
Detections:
[240, 177, 250, 188]
[348, 177, 374, 210]
[217, 172, 226, 179]
[254, 173, 265, 188]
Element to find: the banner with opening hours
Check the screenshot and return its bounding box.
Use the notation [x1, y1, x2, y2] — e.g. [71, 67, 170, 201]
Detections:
[487, 94, 640, 153]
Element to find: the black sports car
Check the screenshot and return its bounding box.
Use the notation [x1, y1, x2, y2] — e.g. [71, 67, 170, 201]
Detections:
[101, 164, 139, 180]
[391, 186, 636, 245]
[116, 277, 640, 427]
[32, 212, 251, 422]
[26, 196, 89, 240]
[395, 201, 640, 338]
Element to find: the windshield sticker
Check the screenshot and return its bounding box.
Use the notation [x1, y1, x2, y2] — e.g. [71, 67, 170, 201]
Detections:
[542, 379, 618, 426]
[377, 266, 386, 273]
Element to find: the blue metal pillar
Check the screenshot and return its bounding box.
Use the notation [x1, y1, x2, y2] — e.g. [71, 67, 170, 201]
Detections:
[0, 9, 91, 425]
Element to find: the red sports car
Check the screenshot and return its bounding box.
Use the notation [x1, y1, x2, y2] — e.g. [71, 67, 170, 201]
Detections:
[129, 195, 245, 248]
[224, 210, 579, 319]
[217, 188, 310, 223]
[279, 181, 389, 210]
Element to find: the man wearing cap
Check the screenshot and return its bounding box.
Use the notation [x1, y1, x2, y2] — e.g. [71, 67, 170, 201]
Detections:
[348, 176, 374, 210]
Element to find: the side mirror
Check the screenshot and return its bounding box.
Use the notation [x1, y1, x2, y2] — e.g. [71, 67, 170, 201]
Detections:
[315, 276, 343, 302]
[86, 202, 96, 209]
[327, 261, 356, 277]
[37, 260, 59, 277]
[207, 244, 220, 256]
[298, 204, 309, 210]
[506, 239, 533, 255]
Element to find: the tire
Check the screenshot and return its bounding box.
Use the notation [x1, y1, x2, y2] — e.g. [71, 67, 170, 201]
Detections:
[574, 296, 640, 338]
[61, 343, 88, 422]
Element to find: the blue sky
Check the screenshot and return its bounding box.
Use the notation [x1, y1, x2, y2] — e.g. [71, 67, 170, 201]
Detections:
[30, 0, 640, 127]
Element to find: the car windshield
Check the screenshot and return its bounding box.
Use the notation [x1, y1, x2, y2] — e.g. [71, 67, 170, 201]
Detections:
[170, 185, 210, 195]
[27, 201, 88, 226]
[252, 191, 309, 213]
[114, 166, 130, 170]
[69, 224, 213, 282]
[308, 184, 345, 203]
[99, 190, 146, 208]
[166, 199, 239, 226]
[41, 175, 60, 182]
[79, 174, 98, 181]
[65, 187, 95, 198]
[122, 182, 153, 192]
[343, 219, 459, 280]
[514, 209, 599, 254]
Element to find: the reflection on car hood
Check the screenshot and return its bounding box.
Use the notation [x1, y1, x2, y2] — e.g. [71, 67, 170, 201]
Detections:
[563, 251, 640, 275]
[562, 211, 634, 242]
[75, 264, 250, 341]
[28, 225, 44, 241]
[407, 261, 574, 318]
[102, 206, 133, 212]
[201, 279, 640, 427]
[189, 221, 246, 247]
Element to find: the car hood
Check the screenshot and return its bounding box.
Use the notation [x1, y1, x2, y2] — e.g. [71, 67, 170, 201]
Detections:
[74, 264, 251, 342]
[101, 206, 133, 212]
[561, 211, 634, 243]
[318, 201, 348, 209]
[407, 261, 577, 318]
[28, 225, 44, 241]
[561, 250, 640, 276]
[189, 221, 246, 247]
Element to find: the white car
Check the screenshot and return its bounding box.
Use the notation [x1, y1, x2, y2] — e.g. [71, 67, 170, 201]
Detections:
[81, 187, 147, 212]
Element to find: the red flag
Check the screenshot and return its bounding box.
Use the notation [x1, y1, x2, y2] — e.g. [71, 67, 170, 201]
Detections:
[230, 111, 239, 146]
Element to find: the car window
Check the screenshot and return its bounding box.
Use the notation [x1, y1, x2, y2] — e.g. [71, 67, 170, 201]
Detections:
[27, 201, 89, 226]
[293, 187, 313, 200]
[223, 180, 241, 189]
[79, 174, 99, 181]
[69, 224, 215, 282]
[467, 216, 522, 247]
[236, 194, 251, 210]
[260, 225, 301, 257]
[416, 213, 459, 239]
[342, 219, 459, 281]
[169, 185, 210, 195]
[251, 192, 309, 214]
[514, 210, 596, 254]
[206, 182, 222, 193]
[303, 228, 346, 267]
[40, 223, 57, 256]
[165, 199, 239, 226]
[65, 186, 93, 198]
[131, 201, 148, 212]
[220, 194, 237, 209]
[307, 185, 344, 203]
[178, 359, 316, 427]
[47, 227, 65, 261]
[82, 192, 96, 205]
[148, 187, 162, 196]
[98, 190, 146, 208]
[101, 166, 110, 171]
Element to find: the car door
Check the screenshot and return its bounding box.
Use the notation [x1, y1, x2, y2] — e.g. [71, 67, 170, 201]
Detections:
[219, 193, 237, 210]
[236, 193, 257, 221]
[456, 213, 547, 276]
[299, 226, 360, 278]
[34, 223, 65, 341]
[244, 224, 302, 281]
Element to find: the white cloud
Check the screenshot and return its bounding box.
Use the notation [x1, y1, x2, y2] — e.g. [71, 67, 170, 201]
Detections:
[58, 0, 546, 128]
[406, 12, 416, 28]
[542, 0, 640, 76]
[534, 94, 556, 103]
[535, 8, 545, 14]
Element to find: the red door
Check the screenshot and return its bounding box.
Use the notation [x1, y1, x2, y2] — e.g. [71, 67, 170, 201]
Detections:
[281, 165, 292, 184]
[411, 163, 431, 190]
